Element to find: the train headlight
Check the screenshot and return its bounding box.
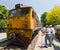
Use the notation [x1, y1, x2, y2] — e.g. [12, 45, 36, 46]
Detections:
[23, 24, 28, 28]
[7, 24, 12, 27]
[21, 30, 24, 32]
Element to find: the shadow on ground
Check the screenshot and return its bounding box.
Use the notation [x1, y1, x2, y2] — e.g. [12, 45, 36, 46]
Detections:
[53, 44, 60, 50]
[53, 37, 60, 50]
[54, 37, 60, 43]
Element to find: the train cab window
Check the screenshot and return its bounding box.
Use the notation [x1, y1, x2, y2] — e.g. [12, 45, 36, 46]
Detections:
[17, 8, 29, 16]
[9, 10, 16, 17]
[32, 11, 35, 18]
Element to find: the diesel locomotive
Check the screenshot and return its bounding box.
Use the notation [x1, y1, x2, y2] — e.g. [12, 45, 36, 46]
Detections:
[6, 4, 40, 46]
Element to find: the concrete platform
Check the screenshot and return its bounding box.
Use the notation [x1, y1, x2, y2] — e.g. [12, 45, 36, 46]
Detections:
[0, 33, 7, 42]
[34, 30, 60, 50]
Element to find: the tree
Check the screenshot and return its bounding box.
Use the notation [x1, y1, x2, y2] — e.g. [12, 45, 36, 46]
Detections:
[46, 6, 60, 26]
[41, 12, 47, 26]
[0, 5, 9, 19]
[0, 5, 9, 32]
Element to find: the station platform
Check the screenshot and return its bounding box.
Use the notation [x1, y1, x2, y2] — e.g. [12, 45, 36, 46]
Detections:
[0, 33, 7, 42]
[34, 30, 60, 50]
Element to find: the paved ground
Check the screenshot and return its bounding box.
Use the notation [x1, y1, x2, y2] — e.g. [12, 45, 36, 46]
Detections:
[34, 31, 60, 50]
[0, 33, 7, 42]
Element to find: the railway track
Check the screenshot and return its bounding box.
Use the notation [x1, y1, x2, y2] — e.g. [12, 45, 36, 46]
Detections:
[1, 46, 27, 50]
[0, 30, 39, 50]
[0, 34, 38, 50]
[0, 39, 10, 50]
[0, 39, 27, 50]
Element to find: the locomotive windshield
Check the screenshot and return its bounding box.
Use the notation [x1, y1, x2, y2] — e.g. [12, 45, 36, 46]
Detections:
[9, 8, 30, 17]
[17, 8, 29, 16]
[9, 10, 16, 17]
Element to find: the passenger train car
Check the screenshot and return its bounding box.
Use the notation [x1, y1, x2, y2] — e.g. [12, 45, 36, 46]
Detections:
[54, 25, 60, 41]
[6, 4, 40, 46]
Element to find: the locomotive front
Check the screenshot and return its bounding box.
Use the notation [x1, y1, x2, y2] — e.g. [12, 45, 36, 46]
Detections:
[6, 4, 35, 46]
[6, 4, 39, 46]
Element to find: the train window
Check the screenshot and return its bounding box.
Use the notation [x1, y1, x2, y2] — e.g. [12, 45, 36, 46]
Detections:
[32, 11, 34, 18]
[17, 8, 29, 16]
[32, 11, 36, 18]
[9, 10, 16, 17]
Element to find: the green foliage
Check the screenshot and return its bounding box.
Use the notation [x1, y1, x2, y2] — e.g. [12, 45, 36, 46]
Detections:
[0, 19, 7, 28]
[41, 12, 47, 26]
[0, 5, 9, 28]
[46, 6, 60, 26]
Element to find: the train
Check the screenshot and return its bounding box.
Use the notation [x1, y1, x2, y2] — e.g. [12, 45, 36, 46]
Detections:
[54, 25, 60, 41]
[6, 4, 40, 46]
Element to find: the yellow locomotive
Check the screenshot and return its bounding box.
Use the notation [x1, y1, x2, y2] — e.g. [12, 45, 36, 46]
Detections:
[6, 4, 40, 46]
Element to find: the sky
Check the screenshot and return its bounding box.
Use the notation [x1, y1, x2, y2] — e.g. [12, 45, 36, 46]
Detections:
[0, 0, 60, 17]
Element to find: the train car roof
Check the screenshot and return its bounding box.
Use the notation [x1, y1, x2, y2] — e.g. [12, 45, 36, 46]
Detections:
[54, 25, 60, 29]
[9, 5, 32, 11]
[20, 6, 32, 8]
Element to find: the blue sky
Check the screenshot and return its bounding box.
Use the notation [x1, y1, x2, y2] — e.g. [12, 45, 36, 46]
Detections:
[0, 0, 60, 16]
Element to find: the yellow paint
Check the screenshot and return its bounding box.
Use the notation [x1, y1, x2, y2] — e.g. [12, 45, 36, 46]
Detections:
[6, 7, 37, 40]
[57, 30, 60, 35]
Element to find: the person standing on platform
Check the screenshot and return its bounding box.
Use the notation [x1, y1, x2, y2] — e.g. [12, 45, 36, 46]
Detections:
[49, 25, 55, 46]
[44, 25, 52, 48]
[41, 26, 46, 35]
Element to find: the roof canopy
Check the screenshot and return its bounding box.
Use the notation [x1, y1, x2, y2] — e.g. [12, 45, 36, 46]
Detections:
[54, 25, 60, 29]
